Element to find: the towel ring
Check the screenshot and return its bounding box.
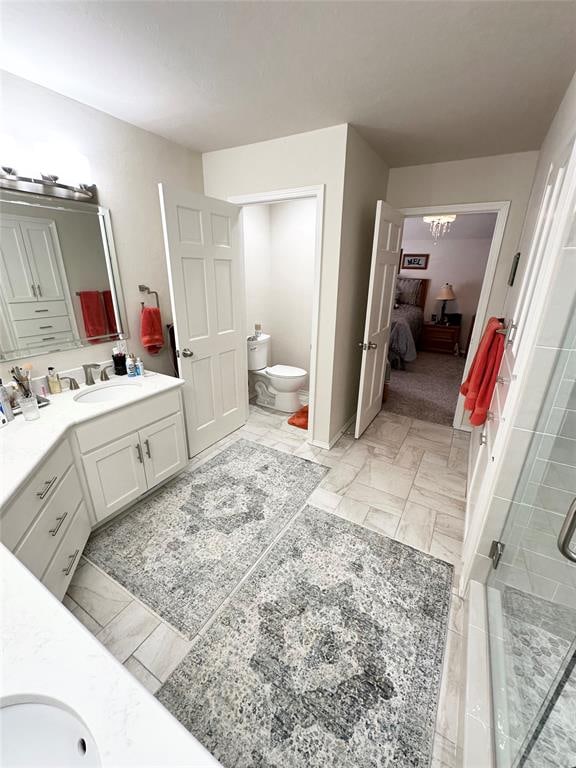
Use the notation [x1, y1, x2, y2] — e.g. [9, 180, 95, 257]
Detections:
[139, 284, 159, 309]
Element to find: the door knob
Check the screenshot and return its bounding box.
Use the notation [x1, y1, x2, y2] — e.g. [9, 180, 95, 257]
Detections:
[368, 342, 377, 350]
[181, 348, 193, 358]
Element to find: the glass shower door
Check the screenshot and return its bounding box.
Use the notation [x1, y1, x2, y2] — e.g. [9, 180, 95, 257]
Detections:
[486, 341, 576, 765]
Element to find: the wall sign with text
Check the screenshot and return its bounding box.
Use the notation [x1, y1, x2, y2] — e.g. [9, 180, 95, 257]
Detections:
[401, 253, 429, 270]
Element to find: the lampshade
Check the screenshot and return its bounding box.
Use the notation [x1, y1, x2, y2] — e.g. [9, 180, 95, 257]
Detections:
[436, 283, 456, 301]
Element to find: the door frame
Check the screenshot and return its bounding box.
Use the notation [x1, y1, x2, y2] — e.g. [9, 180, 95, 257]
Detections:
[228, 185, 325, 444]
[400, 201, 510, 430]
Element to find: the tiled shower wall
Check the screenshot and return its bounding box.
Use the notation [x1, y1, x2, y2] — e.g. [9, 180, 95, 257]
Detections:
[476, 214, 576, 601]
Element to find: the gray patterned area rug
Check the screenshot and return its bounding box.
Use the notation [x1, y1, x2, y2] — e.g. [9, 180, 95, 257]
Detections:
[84, 439, 327, 637]
[157, 506, 453, 768]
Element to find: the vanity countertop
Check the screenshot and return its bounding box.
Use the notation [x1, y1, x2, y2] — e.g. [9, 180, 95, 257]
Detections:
[1, 544, 220, 767]
[0, 372, 185, 510]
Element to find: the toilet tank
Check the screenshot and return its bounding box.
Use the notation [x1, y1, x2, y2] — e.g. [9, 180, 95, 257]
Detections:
[247, 333, 270, 371]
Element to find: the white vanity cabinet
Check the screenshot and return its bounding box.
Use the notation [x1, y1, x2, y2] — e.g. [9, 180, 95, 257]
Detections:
[77, 390, 187, 523]
[0, 439, 90, 599]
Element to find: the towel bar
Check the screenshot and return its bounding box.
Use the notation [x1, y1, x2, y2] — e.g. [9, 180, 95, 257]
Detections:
[139, 284, 160, 309]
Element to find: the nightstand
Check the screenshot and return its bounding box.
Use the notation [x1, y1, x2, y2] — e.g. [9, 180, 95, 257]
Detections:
[419, 323, 461, 355]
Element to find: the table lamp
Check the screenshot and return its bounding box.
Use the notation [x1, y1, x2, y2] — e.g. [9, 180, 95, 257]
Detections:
[436, 283, 456, 323]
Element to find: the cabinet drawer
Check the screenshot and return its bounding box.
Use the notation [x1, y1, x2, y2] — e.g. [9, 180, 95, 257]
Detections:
[14, 314, 72, 338]
[76, 388, 182, 453]
[42, 502, 90, 601]
[1, 439, 73, 551]
[21, 331, 76, 350]
[15, 466, 83, 579]
[9, 300, 69, 321]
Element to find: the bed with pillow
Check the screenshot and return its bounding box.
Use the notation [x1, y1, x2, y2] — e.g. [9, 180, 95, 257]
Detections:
[388, 277, 428, 368]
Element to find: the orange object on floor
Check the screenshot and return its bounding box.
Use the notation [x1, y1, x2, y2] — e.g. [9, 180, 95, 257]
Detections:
[288, 405, 308, 430]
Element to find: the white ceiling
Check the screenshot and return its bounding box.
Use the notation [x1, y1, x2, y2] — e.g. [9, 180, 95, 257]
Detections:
[1, 1, 575, 166]
[403, 213, 498, 241]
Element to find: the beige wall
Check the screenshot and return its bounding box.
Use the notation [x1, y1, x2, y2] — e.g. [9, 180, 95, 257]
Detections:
[243, 205, 272, 338]
[243, 199, 316, 372]
[334, 126, 389, 438]
[0, 72, 204, 382]
[387, 151, 539, 325]
[399, 236, 494, 349]
[203, 125, 348, 445]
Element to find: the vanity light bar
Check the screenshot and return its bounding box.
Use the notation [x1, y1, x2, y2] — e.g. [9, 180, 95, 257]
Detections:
[0, 167, 97, 203]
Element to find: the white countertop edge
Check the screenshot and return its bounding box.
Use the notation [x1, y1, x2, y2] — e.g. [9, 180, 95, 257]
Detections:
[0, 372, 185, 509]
[1, 545, 220, 767]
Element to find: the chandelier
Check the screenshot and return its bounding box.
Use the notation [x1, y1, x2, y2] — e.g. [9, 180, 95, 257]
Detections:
[423, 215, 456, 244]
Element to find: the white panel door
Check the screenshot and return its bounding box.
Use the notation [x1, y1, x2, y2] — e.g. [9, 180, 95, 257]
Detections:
[20, 219, 66, 301]
[159, 185, 248, 457]
[355, 201, 403, 438]
[82, 433, 148, 521]
[0, 219, 37, 302]
[140, 413, 187, 490]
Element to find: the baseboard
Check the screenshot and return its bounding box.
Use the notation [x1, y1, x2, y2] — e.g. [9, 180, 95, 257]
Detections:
[310, 412, 356, 450]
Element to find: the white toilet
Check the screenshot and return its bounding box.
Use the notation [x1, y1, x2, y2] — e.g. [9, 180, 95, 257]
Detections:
[247, 333, 308, 413]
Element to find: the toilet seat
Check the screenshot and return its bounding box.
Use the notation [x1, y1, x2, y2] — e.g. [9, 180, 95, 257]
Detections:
[265, 364, 307, 379]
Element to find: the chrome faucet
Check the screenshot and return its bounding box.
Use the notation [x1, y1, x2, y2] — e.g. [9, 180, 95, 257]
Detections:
[100, 365, 114, 382]
[60, 376, 80, 390]
[82, 363, 100, 386]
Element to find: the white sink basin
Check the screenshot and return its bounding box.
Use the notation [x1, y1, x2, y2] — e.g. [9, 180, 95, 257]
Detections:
[1, 698, 101, 767]
[74, 381, 142, 404]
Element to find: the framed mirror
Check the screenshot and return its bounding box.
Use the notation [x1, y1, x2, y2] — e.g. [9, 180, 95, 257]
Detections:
[0, 190, 127, 361]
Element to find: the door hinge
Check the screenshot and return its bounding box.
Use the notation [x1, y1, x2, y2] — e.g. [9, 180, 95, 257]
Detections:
[489, 539, 505, 569]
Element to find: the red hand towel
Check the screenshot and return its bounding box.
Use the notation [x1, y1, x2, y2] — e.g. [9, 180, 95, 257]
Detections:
[460, 316, 505, 426]
[78, 291, 107, 344]
[140, 306, 164, 355]
[102, 290, 118, 338]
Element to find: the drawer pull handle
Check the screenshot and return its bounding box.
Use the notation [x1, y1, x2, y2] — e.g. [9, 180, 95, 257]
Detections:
[49, 512, 68, 536]
[39, 325, 53, 330]
[36, 475, 58, 499]
[42, 336, 56, 341]
[136, 443, 143, 463]
[62, 548, 80, 576]
[144, 439, 151, 459]
[35, 309, 50, 313]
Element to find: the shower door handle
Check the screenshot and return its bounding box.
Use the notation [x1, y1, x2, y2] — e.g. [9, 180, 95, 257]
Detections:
[558, 497, 576, 563]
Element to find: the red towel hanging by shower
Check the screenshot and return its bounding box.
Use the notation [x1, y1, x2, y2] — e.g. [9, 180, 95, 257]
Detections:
[140, 306, 164, 355]
[460, 316, 505, 426]
[78, 291, 107, 343]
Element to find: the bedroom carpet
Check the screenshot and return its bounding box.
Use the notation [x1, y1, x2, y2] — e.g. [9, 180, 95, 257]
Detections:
[385, 351, 466, 426]
[157, 506, 453, 768]
[84, 439, 327, 637]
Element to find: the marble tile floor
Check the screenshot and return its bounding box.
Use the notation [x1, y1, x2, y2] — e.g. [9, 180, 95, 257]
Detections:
[66, 404, 470, 767]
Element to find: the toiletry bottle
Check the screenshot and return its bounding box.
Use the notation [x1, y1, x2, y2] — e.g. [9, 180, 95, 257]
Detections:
[126, 354, 137, 377]
[0, 379, 14, 421]
[135, 357, 144, 376]
[47, 367, 62, 394]
[254, 323, 262, 338]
